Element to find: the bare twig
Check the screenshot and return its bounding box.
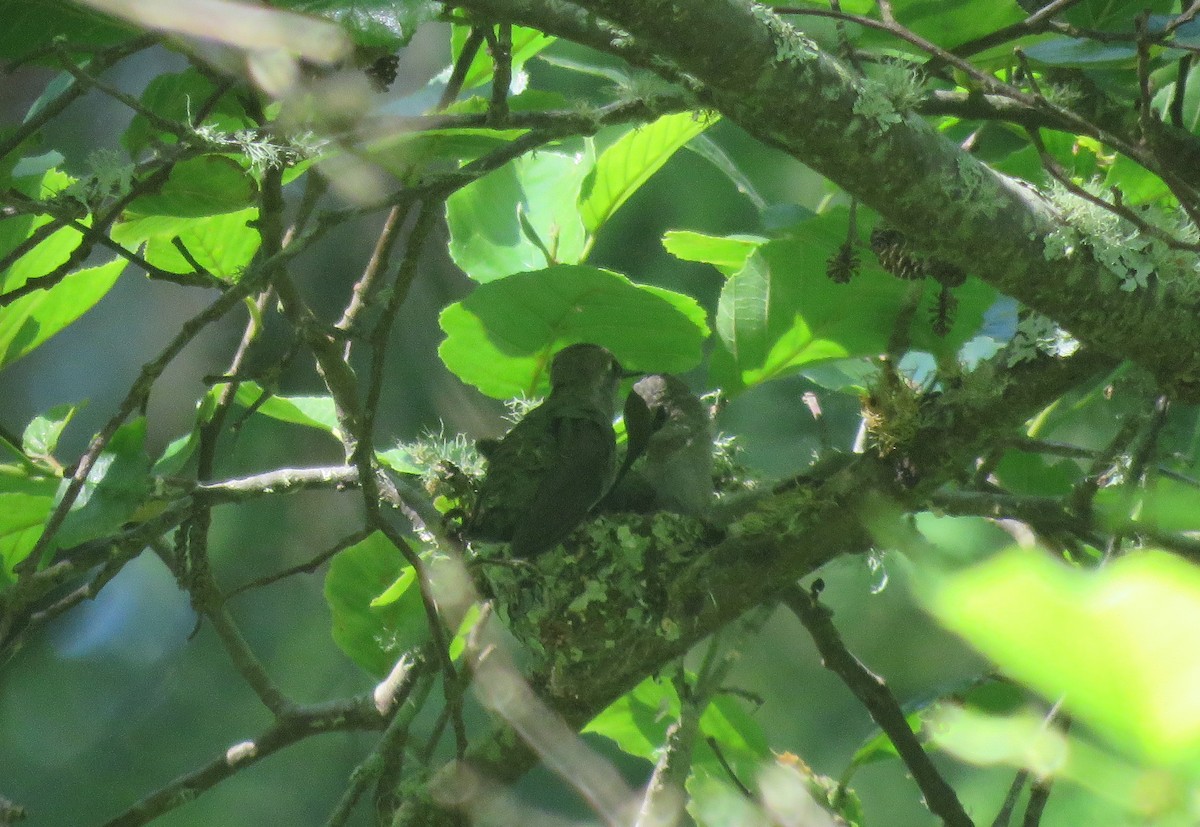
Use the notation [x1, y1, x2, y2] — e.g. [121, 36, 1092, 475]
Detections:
[783, 584, 973, 827]
[224, 529, 371, 601]
[98, 696, 385, 827]
[17, 267, 267, 576]
[990, 771, 1028, 827]
[324, 657, 436, 827]
[0, 36, 156, 161]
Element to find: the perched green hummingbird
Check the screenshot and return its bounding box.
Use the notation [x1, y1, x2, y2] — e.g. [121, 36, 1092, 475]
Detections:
[467, 343, 625, 557]
[606, 374, 714, 516]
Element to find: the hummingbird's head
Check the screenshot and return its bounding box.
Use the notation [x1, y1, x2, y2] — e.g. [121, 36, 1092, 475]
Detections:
[549, 343, 624, 408]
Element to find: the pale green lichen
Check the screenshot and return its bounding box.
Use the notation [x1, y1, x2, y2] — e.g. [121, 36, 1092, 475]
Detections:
[192, 122, 325, 174]
[394, 428, 485, 486]
[750, 3, 819, 65]
[874, 59, 925, 111]
[63, 148, 134, 209]
[1005, 312, 1082, 366]
[1041, 180, 1200, 294]
[955, 155, 1002, 218]
[852, 79, 903, 136]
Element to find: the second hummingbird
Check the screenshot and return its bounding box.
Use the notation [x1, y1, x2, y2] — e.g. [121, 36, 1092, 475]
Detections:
[466, 343, 624, 557]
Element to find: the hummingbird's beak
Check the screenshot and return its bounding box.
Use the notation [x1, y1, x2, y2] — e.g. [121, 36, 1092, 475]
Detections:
[621, 368, 644, 379]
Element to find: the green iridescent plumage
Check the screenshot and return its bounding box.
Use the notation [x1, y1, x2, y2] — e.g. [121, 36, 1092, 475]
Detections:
[467, 344, 623, 557]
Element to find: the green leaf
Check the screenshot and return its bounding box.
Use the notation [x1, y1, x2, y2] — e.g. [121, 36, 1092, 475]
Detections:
[0, 457, 59, 585]
[1, 168, 83, 292]
[1022, 37, 1137, 68]
[893, 0, 1025, 49]
[446, 145, 595, 282]
[0, 0, 133, 60]
[127, 156, 258, 217]
[366, 126, 528, 175]
[283, 0, 439, 47]
[662, 230, 765, 276]
[324, 531, 430, 676]
[708, 209, 994, 394]
[370, 566, 416, 607]
[22, 403, 78, 463]
[715, 251, 773, 367]
[438, 264, 709, 398]
[232, 382, 343, 439]
[112, 208, 260, 280]
[584, 674, 675, 760]
[54, 418, 152, 551]
[925, 548, 1200, 764]
[0, 257, 125, 369]
[992, 450, 1081, 497]
[580, 111, 717, 234]
[1064, 0, 1175, 32]
[1095, 476, 1200, 534]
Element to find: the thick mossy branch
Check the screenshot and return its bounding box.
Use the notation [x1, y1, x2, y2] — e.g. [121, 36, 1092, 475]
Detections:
[449, 0, 1200, 400]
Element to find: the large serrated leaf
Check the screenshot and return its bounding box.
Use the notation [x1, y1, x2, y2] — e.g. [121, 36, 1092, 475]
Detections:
[112, 208, 260, 280]
[438, 264, 709, 398]
[580, 111, 717, 234]
[708, 209, 995, 394]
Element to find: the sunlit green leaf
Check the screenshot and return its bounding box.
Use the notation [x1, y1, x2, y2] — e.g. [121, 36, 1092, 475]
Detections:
[112, 208, 260, 280]
[0, 455, 59, 584]
[22, 403, 78, 463]
[926, 548, 1200, 765]
[438, 264, 708, 398]
[708, 210, 994, 394]
[231, 382, 342, 439]
[53, 417, 151, 551]
[580, 111, 717, 234]
[661, 231, 766, 276]
[127, 155, 257, 217]
[0, 257, 125, 369]
[325, 531, 430, 676]
[446, 145, 595, 282]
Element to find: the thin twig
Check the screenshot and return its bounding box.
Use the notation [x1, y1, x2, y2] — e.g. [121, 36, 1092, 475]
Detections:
[98, 696, 385, 827]
[783, 584, 973, 827]
[17, 267, 267, 576]
[225, 529, 372, 601]
[0, 36, 156, 161]
[489, 23, 513, 123]
[324, 658, 435, 827]
[990, 771, 1028, 827]
[440, 26, 487, 109]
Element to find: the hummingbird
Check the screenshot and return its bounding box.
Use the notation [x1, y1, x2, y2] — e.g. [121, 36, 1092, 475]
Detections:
[467, 343, 625, 557]
[605, 374, 713, 516]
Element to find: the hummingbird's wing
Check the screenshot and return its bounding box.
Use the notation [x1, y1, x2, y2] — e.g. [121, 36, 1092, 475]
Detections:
[509, 415, 615, 557]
